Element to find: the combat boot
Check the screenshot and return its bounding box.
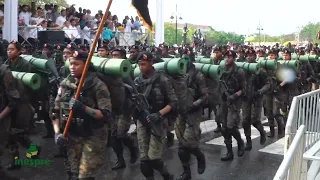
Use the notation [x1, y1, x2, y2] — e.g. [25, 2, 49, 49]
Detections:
[6, 149, 21, 170]
[112, 156, 126, 170]
[253, 122, 267, 145]
[214, 123, 221, 133]
[150, 160, 173, 180]
[232, 128, 245, 157]
[177, 147, 191, 180]
[167, 132, 174, 148]
[276, 117, 285, 138]
[122, 136, 138, 164]
[245, 137, 252, 151]
[268, 127, 275, 138]
[221, 144, 233, 161]
[190, 147, 206, 174]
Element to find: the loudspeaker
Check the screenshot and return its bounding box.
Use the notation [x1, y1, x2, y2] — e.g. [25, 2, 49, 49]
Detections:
[38, 30, 65, 46]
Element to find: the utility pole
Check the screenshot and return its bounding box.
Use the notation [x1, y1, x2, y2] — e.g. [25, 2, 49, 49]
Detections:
[170, 4, 182, 44]
[257, 21, 263, 47]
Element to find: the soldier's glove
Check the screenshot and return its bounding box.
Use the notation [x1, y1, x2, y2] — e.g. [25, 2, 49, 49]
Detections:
[69, 98, 86, 111]
[55, 133, 65, 147]
[146, 112, 161, 123]
[227, 93, 238, 102]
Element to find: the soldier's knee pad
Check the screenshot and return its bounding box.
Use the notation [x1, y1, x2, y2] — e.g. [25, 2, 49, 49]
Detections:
[140, 160, 154, 177]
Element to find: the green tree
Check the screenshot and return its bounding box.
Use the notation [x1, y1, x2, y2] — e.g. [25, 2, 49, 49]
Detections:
[164, 24, 183, 45]
[300, 22, 320, 43]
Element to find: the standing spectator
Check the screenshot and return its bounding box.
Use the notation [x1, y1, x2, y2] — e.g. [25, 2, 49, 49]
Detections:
[68, 19, 81, 44]
[131, 26, 142, 45]
[133, 16, 142, 31]
[82, 21, 91, 45]
[19, 5, 31, 25]
[87, 10, 94, 22]
[124, 16, 133, 33]
[56, 9, 67, 28]
[102, 22, 114, 44]
[79, 14, 87, 30]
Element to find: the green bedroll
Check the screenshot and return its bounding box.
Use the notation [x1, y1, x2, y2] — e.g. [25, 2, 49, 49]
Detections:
[258, 60, 277, 70]
[195, 57, 213, 64]
[219, 61, 260, 74]
[194, 63, 222, 79]
[20, 55, 59, 77]
[297, 54, 319, 63]
[12, 71, 41, 90]
[277, 60, 300, 72]
[133, 58, 187, 77]
[256, 57, 266, 61]
[65, 57, 132, 78]
[291, 53, 298, 60]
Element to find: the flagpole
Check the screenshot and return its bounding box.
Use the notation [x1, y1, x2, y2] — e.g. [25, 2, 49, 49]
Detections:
[63, 0, 114, 137]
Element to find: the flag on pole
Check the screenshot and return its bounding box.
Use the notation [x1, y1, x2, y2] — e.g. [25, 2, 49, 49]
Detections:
[131, 0, 152, 31]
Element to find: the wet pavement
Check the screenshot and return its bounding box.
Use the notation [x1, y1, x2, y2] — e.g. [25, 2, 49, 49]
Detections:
[2, 123, 283, 180]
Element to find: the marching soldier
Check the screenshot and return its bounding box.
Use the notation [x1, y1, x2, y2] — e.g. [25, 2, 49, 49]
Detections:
[175, 49, 207, 180]
[242, 49, 268, 150]
[107, 47, 138, 170]
[97, 44, 110, 58]
[128, 45, 140, 64]
[265, 49, 284, 137]
[211, 47, 224, 132]
[5, 41, 38, 170]
[219, 50, 245, 161]
[0, 63, 24, 180]
[134, 52, 177, 180]
[53, 51, 112, 180]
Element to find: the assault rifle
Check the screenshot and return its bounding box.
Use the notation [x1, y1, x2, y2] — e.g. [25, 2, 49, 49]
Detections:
[124, 77, 163, 138]
[219, 80, 237, 110]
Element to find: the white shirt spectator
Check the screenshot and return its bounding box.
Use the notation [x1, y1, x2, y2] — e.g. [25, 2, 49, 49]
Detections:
[82, 26, 91, 42]
[63, 26, 72, 38]
[56, 15, 66, 27]
[19, 11, 31, 25]
[68, 26, 80, 39]
[125, 20, 133, 33]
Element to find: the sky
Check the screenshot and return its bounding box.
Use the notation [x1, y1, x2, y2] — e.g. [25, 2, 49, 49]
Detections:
[66, 0, 320, 36]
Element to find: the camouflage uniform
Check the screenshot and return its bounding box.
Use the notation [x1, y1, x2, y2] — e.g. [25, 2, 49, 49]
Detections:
[264, 69, 285, 137]
[134, 70, 177, 179]
[4, 58, 37, 170]
[242, 68, 269, 150]
[54, 72, 111, 179]
[97, 73, 137, 170]
[0, 64, 22, 179]
[207, 59, 223, 132]
[219, 64, 246, 161]
[299, 62, 314, 94]
[175, 64, 207, 180]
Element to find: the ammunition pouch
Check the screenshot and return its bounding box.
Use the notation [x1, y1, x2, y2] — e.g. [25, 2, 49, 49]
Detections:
[61, 111, 104, 137]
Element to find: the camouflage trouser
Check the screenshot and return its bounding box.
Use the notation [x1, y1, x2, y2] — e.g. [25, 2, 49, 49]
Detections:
[174, 109, 201, 149]
[264, 94, 276, 127]
[219, 102, 241, 129]
[0, 117, 11, 156]
[67, 127, 107, 178]
[137, 119, 167, 160]
[111, 114, 131, 138]
[242, 98, 263, 137]
[274, 92, 289, 118]
[208, 93, 221, 123]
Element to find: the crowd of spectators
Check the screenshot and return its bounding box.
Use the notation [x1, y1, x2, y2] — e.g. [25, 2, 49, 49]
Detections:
[0, 3, 146, 48]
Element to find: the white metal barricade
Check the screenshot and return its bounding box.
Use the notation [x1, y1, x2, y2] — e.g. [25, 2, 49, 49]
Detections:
[274, 125, 306, 180]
